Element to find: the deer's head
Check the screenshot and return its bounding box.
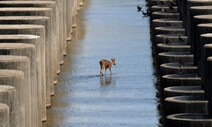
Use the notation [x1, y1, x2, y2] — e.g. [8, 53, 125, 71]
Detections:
[111, 58, 116, 65]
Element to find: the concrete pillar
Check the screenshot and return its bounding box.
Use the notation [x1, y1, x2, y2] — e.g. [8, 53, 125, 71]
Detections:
[152, 11, 180, 20]
[207, 56, 212, 117]
[0, 34, 47, 122]
[203, 36, 212, 98]
[204, 43, 212, 101]
[189, 6, 212, 50]
[0, 16, 56, 102]
[186, 0, 212, 35]
[55, 0, 67, 63]
[0, 103, 9, 127]
[193, 15, 212, 65]
[63, 0, 67, 56]
[0, 25, 45, 126]
[66, 0, 74, 40]
[0, 44, 38, 126]
[0, 57, 30, 127]
[0, 58, 35, 127]
[0, 0, 60, 86]
[190, 23, 212, 76]
[0, 25, 51, 110]
[164, 95, 207, 116]
[0, 85, 16, 127]
[0, 8, 54, 107]
[164, 86, 204, 98]
[0, 16, 54, 89]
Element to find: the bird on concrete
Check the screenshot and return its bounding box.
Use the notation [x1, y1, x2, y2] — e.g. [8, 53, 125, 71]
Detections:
[166, 22, 171, 26]
[178, 35, 184, 42]
[179, 63, 184, 74]
[164, 38, 171, 44]
[137, 5, 142, 12]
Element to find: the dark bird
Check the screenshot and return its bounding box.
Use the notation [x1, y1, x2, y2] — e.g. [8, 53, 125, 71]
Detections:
[178, 35, 184, 42]
[137, 5, 142, 12]
[166, 22, 171, 26]
[179, 63, 184, 74]
[178, 59, 185, 74]
[161, 8, 167, 13]
[141, 10, 150, 17]
[164, 38, 171, 44]
[169, 5, 174, 10]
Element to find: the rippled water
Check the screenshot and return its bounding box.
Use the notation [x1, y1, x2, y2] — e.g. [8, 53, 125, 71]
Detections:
[43, 0, 160, 127]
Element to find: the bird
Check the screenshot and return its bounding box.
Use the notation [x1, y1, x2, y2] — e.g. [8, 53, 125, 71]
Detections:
[178, 60, 185, 74]
[137, 5, 142, 12]
[141, 10, 150, 17]
[166, 22, 171, 26]
[164, 38, 171, 44]
[178, 35, 184, 42]
[161, 8, 167, 13]
[169, 5, 174, 10]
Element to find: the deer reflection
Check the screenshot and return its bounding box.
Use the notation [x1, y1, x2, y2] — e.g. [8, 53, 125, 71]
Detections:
[99, 75, 116, 86]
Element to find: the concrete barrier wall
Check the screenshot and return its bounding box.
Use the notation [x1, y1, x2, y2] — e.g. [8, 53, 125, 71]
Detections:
[0, 0, 83, 127]
[147, 0, 212, 126]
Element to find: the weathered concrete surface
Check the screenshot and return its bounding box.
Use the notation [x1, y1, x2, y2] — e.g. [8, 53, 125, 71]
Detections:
[0, 25, 49, 111]
[167, 113, 212, 127]
[0, 16, 54, 118]
[160, 62, 197, 75]
[164, 95, 208, 115]
[0, 43, 38, 126]
[0, 1, 59, 89]
[0, 56, 30, 127]
[164, 86, 204, 98]
[0, 103, 9, 127]
[0, 8, 54, 108]
[0, 85, 16, 127]
[0, 34, 47, 122]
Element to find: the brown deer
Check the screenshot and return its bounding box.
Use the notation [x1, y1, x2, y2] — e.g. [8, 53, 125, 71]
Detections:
[99, 58, 116, 76]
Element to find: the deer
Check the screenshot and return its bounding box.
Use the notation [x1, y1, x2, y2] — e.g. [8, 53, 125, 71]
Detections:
[99, 58, 116, 76]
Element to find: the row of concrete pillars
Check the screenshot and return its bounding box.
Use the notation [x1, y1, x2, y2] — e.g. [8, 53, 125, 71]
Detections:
[0, 0, 84, 127]
[147, 0, 212, 126]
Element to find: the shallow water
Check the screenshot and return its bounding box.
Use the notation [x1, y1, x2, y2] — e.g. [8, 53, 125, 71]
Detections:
[43, 0, 160, 127]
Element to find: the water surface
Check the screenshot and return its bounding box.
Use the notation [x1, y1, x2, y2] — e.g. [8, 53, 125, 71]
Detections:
[44, 0, 160, 126]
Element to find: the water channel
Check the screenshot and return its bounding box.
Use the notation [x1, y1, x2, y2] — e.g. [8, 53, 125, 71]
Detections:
[43, 0, 160, 126]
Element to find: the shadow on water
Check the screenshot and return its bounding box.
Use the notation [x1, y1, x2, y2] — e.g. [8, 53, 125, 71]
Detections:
[99, 75, 116, 86]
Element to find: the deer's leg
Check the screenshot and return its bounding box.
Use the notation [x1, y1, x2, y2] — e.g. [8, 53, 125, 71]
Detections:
[100, 66, 104, 76]
[109, 67, 112, 75]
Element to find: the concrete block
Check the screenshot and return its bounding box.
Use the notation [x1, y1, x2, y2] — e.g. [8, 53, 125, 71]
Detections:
[0, 85, 16, 127]
[0, 103, 9, 127]
[0, 56, 31, 127]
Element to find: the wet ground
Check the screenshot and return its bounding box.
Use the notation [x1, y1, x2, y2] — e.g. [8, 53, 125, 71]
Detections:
[43, 0, 160, 127]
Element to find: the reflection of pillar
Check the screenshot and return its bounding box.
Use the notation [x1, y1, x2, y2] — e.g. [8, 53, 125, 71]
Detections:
[0, 103, 9, 127]
[0, 58, 30, 127]
[0, 86, 16, 127]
